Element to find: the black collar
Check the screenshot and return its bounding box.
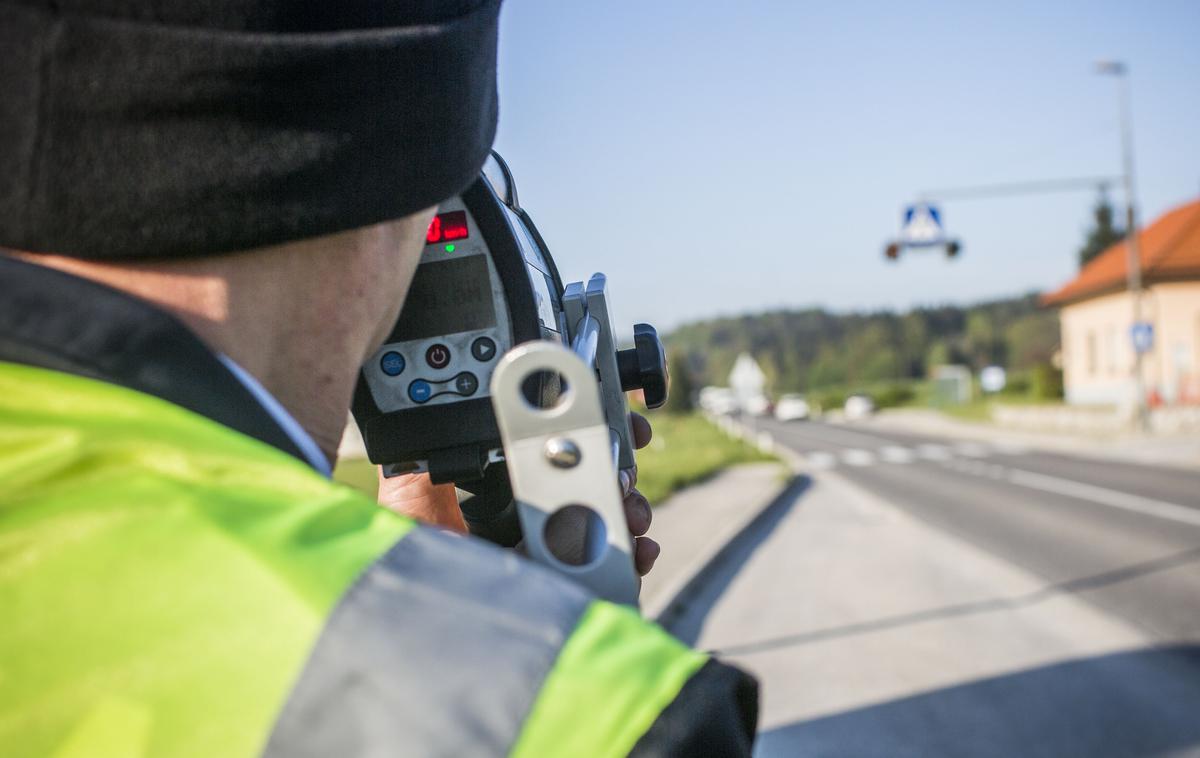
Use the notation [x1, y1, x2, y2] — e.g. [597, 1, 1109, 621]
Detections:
[0, 255, 314, 467]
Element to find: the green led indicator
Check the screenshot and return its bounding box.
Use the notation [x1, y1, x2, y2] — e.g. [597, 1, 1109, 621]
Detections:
[445, 244, 455, 252]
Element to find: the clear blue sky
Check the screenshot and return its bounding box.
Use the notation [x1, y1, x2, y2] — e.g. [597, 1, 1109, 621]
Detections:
[491, 0, 1200, 331]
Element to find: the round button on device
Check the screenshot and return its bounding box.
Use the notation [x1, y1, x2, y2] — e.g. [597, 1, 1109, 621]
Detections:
[471, 337, 497, 362]
[380, 351, 406, 377]
[454, 372, 479, 396]
[408, 380, 433, 404]
[426, 344, 451, 370]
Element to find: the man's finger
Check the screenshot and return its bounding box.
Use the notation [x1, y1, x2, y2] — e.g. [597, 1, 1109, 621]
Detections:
[634, 536, 660, 576]
[623, 488, 652, 537]
[630, 412, 652, 449]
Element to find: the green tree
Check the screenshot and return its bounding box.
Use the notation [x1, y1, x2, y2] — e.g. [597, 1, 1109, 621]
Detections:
[662, 350, 696, 414]
[1004, 312, 1059, 371]
[808, 344, 848, 388]
[901, 312, 929, 377]
[965, 311, 1003, 368]
[1078, 194, 1125, 268]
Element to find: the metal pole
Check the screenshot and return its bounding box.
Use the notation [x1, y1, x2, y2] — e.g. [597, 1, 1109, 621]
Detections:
[1110, 64, 1148, 430]
[917, 176, 1119, 203]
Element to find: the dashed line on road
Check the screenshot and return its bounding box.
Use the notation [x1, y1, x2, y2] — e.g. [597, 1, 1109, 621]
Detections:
[917, 444, 953, 461]
[841, 449, 876, 467]
[880, 446, 916, 463]
[954, 441, 990, 458]
[806, 452, 837, 470]
[990, 441, 1031, 455]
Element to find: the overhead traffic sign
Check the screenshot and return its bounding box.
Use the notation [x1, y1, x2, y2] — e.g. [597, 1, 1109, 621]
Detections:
[900, 203, 945, 247]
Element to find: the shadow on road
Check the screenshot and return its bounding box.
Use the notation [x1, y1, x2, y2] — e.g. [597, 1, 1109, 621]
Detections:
[716, 545, 1200, 657]
[656, 475, 812, 645]
[756, 646, 1200, 758]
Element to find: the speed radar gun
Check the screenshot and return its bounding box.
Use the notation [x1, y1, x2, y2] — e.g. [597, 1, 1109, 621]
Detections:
[351, 152, 668, 606]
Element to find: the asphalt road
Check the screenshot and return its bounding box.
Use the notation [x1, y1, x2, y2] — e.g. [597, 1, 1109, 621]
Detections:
[752, 417, 1200, 644]
[664, 416, 1200, 757]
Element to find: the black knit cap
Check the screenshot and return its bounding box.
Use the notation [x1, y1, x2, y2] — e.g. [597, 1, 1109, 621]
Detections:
[0, 0, 501, 259]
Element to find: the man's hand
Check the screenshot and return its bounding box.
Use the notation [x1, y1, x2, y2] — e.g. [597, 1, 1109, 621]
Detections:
[622, 412, 660, 577]
[375, 468, 467, 533]
[374, 411, 660, 577]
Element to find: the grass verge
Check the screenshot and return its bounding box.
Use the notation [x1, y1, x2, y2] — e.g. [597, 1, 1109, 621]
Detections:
[333, 457, 377, 495]
[634, 412, 776, 504]
[334, 412, 775, 504]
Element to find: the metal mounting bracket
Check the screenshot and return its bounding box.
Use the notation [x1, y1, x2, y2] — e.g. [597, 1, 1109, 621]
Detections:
[489, 339, 639, 606]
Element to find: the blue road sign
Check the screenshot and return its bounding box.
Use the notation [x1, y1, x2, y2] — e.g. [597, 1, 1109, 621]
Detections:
[901, 203, 945, 247]
[1131, 322, 1154, 354]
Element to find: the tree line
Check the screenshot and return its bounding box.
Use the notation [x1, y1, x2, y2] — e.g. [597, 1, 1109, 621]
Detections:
[665, 293, 1060, 399]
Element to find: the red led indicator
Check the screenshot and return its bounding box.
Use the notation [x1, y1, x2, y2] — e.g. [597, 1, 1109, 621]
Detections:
[426, 211, 469, 244]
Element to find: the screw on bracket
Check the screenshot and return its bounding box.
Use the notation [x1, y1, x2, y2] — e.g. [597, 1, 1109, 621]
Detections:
[544, 437, 582, 469]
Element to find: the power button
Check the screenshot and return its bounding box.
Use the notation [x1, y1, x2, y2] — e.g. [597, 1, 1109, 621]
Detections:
[425, 344, 451, 370]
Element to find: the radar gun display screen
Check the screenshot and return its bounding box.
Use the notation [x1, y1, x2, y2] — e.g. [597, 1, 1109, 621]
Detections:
[393, 255, 496, 341]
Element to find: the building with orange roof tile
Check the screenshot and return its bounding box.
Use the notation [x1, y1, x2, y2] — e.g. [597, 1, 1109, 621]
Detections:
[1043, 198, 1200, 407]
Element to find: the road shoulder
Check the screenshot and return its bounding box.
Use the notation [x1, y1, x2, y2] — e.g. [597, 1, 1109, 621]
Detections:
[640, 462, 789, 619]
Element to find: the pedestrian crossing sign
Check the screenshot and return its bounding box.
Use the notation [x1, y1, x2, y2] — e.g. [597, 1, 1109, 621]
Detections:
[901, 203, 945, 247]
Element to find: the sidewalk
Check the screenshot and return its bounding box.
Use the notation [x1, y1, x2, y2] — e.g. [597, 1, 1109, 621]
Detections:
[867, 407, 1200, 470]
[640, 462, 788, 619]
[659, 468, 1194, 757]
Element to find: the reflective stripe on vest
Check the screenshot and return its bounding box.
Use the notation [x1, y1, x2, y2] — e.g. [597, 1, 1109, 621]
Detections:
[0, 362, 708, 757]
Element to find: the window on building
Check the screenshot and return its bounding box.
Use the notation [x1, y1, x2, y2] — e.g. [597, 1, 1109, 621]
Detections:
[1106, 326, 1117, 375]
[1087, 330, 1097, 376]
[1195, 313, 1200, 374]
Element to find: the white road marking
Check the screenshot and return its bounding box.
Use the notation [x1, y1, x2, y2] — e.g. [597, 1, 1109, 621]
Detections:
[842, 449, 876, 467]
[954, 441, 990, 458]
[1007, 468, 1200, 527]
[990, 441, 1030, 455]
[917, 444, 952, 461]
[806, 452, 837, 470]
[880, 445, 916, 463]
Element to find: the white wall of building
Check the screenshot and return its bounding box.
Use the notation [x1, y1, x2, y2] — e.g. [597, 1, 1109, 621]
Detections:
[1059, 282, 1200, 406]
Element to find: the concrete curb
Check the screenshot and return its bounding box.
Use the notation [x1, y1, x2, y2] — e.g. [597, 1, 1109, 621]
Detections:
[643, 416, 803, 622]
[650, 473, 808, 628]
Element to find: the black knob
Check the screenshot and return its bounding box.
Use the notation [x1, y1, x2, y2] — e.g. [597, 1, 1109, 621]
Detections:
[616, 323, 669, 409]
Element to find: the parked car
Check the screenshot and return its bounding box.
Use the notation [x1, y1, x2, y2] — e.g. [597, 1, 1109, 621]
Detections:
[698, 386, 739, 415]
[774, 394, 811, 421]
[843, 394, 875, 420]
[742, 394, 772, 417]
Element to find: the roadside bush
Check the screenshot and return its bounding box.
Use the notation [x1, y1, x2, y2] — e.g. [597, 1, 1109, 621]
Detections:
[873, 383, 916, 409]
[1001, 372, 1032, 396]
[811, 388, 847, 413]
[1030, 363, 1064, 400]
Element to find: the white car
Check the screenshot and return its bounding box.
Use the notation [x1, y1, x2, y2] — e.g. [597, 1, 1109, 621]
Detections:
[698, 386, 739, 415]
[774, 394, 811, 421]
[742, 394, 771, 417]
[843, 394, 875, 420]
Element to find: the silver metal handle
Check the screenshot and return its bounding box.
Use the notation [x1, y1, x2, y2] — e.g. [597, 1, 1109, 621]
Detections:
[489, 340, 640, 606]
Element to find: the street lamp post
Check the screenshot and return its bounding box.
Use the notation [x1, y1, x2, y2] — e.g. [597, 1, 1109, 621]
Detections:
[1096, 60, 1147, 430]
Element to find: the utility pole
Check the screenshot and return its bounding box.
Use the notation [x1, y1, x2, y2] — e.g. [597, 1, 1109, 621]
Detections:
[1097, 60, 1147, 430]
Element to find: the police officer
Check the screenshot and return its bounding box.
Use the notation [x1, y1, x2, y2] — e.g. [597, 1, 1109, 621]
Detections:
[0, 0, 758, 755]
